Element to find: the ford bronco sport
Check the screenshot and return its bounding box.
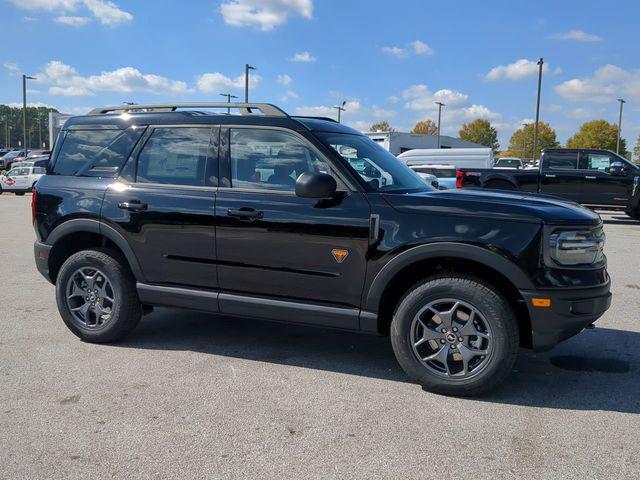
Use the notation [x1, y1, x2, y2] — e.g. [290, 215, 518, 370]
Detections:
[33, 103, 611, 396]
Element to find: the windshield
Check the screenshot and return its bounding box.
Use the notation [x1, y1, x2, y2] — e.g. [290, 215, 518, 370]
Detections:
[316, 132, 432, 192]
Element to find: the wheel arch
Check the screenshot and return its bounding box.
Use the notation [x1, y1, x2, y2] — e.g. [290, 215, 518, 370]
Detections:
[46, 218, 144, 283]
[366, 243, 534, 347]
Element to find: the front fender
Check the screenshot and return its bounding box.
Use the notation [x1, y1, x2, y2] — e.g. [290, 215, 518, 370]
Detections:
[364, 242, 535, 312]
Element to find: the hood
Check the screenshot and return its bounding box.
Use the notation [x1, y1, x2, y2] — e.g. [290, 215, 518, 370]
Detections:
[383, 188, 601, 226]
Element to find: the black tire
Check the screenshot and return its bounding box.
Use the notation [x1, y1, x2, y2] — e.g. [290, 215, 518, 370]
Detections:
[625, 209, 639, 220]
[390, 275, 519, 397]
[15, 191, 25, 196]
[484, 181, 515, 191]
[55, 248, 142, 343]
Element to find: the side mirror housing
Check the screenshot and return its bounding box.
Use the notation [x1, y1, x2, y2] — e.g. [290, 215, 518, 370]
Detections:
[610, 162, 625, 176]
[295, 172, 337, 198]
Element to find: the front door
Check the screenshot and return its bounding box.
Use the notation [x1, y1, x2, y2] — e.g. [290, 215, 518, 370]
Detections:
[215, 127, 370, 329]
[102, 126, 219, 289]
[577, 151, 633, 206]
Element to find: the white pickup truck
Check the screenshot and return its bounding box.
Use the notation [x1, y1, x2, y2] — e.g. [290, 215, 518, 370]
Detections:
[0, 166, 46, 195]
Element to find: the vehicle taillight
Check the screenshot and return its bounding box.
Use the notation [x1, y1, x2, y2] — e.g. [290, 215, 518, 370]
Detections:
[456, 170, 463, 189]
[31, 187, 37, 224]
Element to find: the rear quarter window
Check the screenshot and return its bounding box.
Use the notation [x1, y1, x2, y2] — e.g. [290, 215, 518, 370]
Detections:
[52, 127, 144, 176]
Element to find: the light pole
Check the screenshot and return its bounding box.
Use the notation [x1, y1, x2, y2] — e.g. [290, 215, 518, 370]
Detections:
[220, 93, 238, 114]
[244, 64, 256, 103]
[0, 115, 5, 148]
[521, 123, 529, 160]
[532, 58, 543, 164]
[333, 101, 346, 123]
[22, 74, 36, 153]
[616, 98, 626, 154]
[8, 126, 12, 148]
[435, 101, 445, 148]
[37, 112, 43, 148]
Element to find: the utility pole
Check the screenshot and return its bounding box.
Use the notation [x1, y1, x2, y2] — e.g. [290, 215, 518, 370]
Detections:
[435, 101, 445, 148]
[38, 112, 43, 148]
[616, 98, 626, 154]
[220, 93, 238, 114]
[532, 58, 543, 164]
[521, 123, 529, 160]
[22, 74, 36, 153]
[8, 126, 12, 148]
[244, 64, 256, 103]
[333, 101, 346, 123]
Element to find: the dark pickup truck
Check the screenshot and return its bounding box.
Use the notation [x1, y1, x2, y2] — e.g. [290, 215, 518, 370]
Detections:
[458, 148, 640, 217]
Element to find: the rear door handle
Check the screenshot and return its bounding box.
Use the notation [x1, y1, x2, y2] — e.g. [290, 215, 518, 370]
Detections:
[118, 201, 148, 211]
[227, 208, 263, 220]
[585, 176, 597, 180]
[544, 174, 556, 178]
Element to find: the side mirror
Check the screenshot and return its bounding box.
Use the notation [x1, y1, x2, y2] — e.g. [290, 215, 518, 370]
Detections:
[610, 162, 625, 176]
[295, 172, 337, 198]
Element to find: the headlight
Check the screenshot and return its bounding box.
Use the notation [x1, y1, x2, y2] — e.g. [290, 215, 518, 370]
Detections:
[547, 227, 605, 266]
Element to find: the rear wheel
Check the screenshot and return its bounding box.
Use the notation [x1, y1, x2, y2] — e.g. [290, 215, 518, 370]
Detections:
[15, 191, 24, 196]
[390, 275, 519, 396]
[55, 248, 142, 343]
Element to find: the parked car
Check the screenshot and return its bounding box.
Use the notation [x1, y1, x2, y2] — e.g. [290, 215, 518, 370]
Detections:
[398, 147, 494, 169]
[33, 102, 611, 396]
[409, 164, 457, 189]
[1, 150, 27, 169]
[494, 157, 524, 169]
[0, 165, 45, 195]
[457, 148, 640, 213]
[625, 175, 640, 219]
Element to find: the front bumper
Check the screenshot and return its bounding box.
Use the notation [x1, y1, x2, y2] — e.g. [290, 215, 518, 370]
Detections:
[34, 241, 53, 283]
[520, 278, 612, 351]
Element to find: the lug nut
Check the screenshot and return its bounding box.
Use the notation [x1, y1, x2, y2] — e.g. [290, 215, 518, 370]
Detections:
[441, 328, 446, 333]
[440, 339, 446, 344]
[450, 344, 456, 349]
[458, 337, 464, 342]
[452, 327, 458, 332]
[85, 297, 90, 301]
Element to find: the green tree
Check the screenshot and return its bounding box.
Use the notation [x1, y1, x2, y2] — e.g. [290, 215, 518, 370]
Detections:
[0, 104, 58, 149]
[369, 121, 395, 132]
[508, 122, 559, 160]
[566, 119, 627, 156]
[411, 119, 438, 135]
[459, 119, 499, 152]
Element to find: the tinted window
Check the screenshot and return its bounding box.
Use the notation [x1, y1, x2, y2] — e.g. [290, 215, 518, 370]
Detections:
[33, 167, 46, 174]
[545, 151, 578, 170]
[229, 128, 331, 191]
[53, 127, 144, 176]
[136, 127, 214, 187]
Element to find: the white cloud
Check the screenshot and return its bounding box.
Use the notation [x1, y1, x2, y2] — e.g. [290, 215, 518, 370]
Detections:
[279, 90, 298, 102]
[555, 64, 640, 103]
[294, 100, 361, 118]
[3, 62, 20, 75]
[220, 0, 312, 31]
[6, 0, 132, 26]
[382, 46, 408, 59]
[485, 59, 552, 81]
[290, 51, 316, 62]
[277, 74, 292, 86]
[55, 15, 91, 26]
[549, 30, 602, 42]
[387, 95, 400, 104]
[83, 0, 132, 26]
[411, 40, 434, 55]
[196, 71, 260, 93]
[37, 60, 190, 96]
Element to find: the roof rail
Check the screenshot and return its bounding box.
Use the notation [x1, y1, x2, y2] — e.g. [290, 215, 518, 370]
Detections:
[87, 102, 288, 117]
[292, 115, 338, 123]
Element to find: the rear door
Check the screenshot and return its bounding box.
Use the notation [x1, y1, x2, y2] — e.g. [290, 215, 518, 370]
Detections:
[577, 151, 633, 206]
[539, 150, 583, 201]
[102, 125, 219, 290]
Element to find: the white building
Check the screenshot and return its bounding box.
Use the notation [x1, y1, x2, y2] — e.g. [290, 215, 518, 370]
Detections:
[365, 131, 483, 156]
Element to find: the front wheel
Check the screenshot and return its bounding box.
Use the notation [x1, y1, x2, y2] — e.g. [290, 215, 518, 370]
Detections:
[391, 275, 519, 396]
[55, 248, 142, 343]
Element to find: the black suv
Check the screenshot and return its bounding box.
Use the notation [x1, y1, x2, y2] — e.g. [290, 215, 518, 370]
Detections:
[33, 103, 611, 396]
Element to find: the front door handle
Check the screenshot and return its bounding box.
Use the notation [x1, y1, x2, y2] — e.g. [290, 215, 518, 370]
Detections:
[118, 201, 148, 211]
[585, 176, 597, 180]
[544, 174, 556, 178]
[227, 208, 264, 220]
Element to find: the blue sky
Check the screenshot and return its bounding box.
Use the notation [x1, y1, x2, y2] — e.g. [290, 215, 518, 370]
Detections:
[2, 0, 639, 150]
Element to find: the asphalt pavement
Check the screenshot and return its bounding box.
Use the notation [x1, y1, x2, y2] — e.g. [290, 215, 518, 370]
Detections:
[0, 194, 638, 479]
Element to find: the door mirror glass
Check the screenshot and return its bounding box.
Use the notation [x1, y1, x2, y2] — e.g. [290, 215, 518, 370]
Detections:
[295, 172, 337, 198]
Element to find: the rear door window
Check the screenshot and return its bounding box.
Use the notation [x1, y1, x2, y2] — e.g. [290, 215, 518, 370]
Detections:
[52, 127, 144, 177]
[544, 151, 578, 170]
[135, 127, 216, 187]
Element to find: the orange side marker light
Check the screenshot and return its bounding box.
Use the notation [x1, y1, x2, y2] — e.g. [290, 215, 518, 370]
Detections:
[531, 298, 552, 308]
